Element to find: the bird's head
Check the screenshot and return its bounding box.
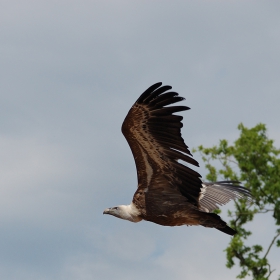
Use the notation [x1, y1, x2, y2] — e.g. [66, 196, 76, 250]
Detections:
[103, 204, 142, 223]
[103, 206, 122, 218]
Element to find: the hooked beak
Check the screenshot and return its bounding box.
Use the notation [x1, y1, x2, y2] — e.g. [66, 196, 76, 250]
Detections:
[103, 208, 111, 215]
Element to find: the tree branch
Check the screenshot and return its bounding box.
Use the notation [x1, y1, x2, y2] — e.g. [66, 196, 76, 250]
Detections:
[264, 231, 280, 260]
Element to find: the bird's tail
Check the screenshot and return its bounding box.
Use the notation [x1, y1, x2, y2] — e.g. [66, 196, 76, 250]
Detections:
[201, 212, 237, 236]
[216, 224, 236, 236]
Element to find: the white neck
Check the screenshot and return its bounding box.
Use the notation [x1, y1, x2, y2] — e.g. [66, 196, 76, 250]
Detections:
[118, 203, 142, 223]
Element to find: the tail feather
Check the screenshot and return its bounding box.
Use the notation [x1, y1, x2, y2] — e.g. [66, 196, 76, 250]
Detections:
[202, 212, 236, 236]
[216, 225, 237, 236]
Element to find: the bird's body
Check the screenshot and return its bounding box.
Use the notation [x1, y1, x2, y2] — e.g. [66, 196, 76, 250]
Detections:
[103, 83, 251, 235]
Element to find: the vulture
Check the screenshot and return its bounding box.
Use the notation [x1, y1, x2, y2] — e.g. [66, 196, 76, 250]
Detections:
[103, 83, 251, 235]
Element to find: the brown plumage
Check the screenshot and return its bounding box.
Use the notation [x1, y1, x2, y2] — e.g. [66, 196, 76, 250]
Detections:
[103, 83, 251, 236]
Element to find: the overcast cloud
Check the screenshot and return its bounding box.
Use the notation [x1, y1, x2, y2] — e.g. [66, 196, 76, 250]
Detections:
[1, 1, 280, 279]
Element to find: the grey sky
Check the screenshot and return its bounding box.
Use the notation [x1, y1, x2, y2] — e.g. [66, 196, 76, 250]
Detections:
[1, 1, 280, 279]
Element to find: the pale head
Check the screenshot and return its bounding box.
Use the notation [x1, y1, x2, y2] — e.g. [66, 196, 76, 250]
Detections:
[103, 203, 142, 223]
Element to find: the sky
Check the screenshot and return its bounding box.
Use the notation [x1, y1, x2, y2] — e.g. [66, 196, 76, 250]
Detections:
[1, 1, 280, 279]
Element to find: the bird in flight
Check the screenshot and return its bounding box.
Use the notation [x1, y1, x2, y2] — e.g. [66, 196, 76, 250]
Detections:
[103, 83, 251, 235]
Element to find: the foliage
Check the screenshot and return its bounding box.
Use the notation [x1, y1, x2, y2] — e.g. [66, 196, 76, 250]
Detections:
[193, 123, 280, 280]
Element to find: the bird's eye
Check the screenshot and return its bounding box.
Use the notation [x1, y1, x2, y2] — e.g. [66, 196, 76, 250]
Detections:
[113, 207, 118, 210]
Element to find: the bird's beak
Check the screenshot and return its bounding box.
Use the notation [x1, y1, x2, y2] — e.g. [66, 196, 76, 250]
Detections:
[103, 208, 111, 215]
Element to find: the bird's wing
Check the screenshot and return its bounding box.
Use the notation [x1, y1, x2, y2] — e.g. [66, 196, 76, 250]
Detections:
[121, 83, 252, 213]
[121, 83, 202, 207]
[199, 181, 252, 212]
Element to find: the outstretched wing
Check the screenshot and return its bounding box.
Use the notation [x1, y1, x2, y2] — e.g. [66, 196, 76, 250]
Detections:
[121, 83, 251, 212]
[199, 181, 252, 212]
[121, 83, 202, 207]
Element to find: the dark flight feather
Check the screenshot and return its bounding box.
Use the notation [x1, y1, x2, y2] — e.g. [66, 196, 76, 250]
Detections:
[117, 83, 252, 236]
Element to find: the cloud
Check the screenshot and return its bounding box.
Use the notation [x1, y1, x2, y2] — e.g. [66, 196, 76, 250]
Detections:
[0, 1, 280, 279]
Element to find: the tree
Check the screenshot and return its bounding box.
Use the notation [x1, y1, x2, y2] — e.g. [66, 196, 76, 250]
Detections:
[193, 123, 280, 280]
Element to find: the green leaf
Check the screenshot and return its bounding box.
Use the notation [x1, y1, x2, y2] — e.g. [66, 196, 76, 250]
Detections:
[194, 123, 280, 279]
